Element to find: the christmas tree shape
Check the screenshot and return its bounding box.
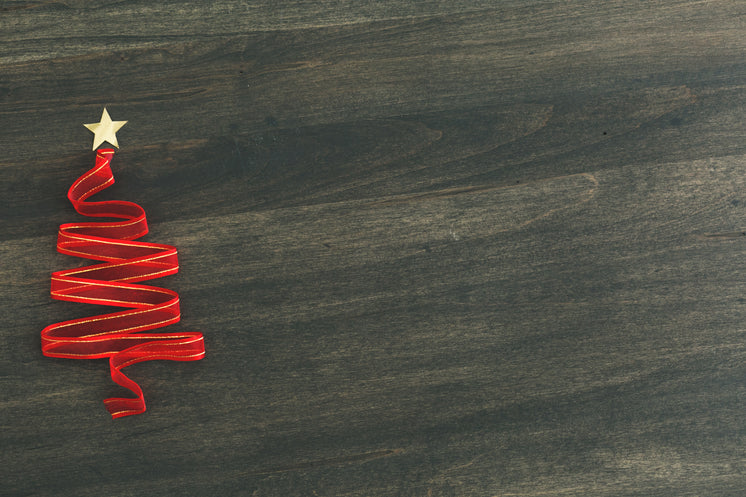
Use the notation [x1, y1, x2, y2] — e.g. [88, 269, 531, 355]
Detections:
[41, 109, 205, 418]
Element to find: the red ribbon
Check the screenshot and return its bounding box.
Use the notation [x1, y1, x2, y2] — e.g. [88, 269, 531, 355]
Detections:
[41, 149, 205, 418]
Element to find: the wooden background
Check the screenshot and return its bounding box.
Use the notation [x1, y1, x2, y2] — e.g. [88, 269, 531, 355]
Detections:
[2, 1, 746, 495]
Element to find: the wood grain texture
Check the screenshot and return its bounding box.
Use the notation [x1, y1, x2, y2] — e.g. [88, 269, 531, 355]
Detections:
[2, 1, 746, 495]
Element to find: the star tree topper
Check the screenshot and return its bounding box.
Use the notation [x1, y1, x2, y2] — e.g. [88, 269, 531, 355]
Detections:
[84, 108, 127, 150]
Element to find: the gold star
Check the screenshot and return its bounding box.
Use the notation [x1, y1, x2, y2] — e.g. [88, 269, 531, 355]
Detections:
[84, 108, 127, 150]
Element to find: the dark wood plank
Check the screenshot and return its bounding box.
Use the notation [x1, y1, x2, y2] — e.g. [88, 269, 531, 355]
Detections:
[2, 1, 746, 495]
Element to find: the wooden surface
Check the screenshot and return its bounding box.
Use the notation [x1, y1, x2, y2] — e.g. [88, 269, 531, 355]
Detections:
[2, 1, 746, 495]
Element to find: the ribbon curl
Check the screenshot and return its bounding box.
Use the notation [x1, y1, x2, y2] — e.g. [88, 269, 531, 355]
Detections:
[41, 149, 205, 418]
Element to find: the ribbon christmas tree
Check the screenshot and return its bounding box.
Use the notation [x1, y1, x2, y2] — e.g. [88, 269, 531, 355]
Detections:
[41, 108, 205, 419]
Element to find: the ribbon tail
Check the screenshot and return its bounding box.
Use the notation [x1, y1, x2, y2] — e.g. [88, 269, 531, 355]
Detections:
[104, 334, 206, 419]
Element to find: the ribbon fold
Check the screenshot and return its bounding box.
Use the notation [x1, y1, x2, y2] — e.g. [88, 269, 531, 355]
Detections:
[41, 149, 205, 418]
